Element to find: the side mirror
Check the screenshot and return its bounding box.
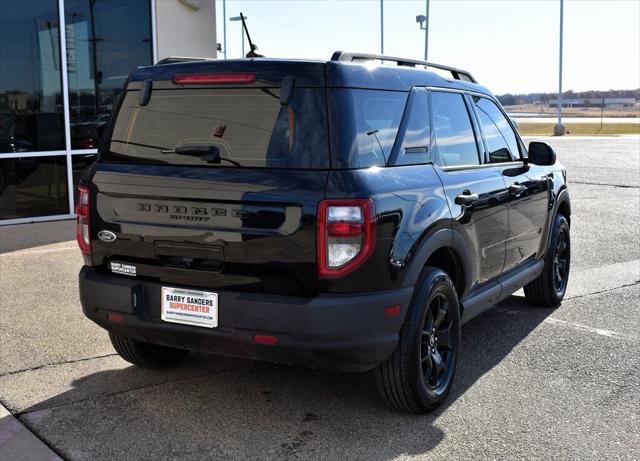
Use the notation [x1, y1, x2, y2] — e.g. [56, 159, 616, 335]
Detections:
[527, 141, 556, 166]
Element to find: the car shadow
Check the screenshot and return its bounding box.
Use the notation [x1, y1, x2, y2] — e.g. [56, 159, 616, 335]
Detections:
[17, 294, 554, 460]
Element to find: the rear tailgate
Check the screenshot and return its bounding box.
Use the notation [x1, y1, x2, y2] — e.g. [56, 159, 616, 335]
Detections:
[91, 165, 326, 296]
[89, 60, 329, 297]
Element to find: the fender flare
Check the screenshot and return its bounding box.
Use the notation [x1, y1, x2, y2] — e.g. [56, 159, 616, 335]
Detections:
[401, 227, 475, 297]
[554, 187, 571, 221]
[541, 187, 571, 256]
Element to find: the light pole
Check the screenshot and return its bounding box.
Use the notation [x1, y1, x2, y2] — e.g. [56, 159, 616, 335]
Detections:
[554, 0, 566, 136]
[230, 15, 246, 58]
[222, 0, 227, 59]
[380, 0, 384, 54]
[416, 0, 430, 61]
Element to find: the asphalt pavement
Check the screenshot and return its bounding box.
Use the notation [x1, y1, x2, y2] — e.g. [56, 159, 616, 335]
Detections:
[0, 136, 638, 460]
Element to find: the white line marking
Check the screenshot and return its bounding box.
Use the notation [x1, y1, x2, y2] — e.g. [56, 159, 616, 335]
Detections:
[545, 317, 638, 342]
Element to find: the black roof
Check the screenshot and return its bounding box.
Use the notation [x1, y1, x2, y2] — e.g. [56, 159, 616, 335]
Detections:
[128, 53, 493, 96]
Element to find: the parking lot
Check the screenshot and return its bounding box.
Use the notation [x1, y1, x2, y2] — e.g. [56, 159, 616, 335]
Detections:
[1, 136, 638, 460]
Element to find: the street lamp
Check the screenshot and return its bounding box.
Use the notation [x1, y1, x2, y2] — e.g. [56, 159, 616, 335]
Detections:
[380, 0, 384, 54]
[229, 15, 246, 58]
[416, 0, 430, 61]
[222, 0, 227, 59]
[554, 0, 566, 136]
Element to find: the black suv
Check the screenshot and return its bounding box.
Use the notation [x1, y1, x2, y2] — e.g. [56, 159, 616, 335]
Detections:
[78, 52, 571, 413]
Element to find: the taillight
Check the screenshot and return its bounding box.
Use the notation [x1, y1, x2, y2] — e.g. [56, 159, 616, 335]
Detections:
[75, 185, 91, 255]
[317, 199, 376, 278]
[173, 73, 256, 85]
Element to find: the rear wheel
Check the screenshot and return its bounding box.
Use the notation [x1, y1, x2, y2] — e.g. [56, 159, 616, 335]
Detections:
[524, 213, 571, 307]
[374, 267, 461, 413]
[109, 332, 189, 368]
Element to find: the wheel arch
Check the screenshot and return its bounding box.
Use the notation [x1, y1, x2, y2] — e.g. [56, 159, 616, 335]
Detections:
[402, 227, 475, 308]
[556, 191, 571, 225]
[540, 187, 571, 257]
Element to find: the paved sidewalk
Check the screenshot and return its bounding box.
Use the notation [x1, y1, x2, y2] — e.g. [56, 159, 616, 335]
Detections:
[0, 219, 75, 254]
[0, 404, 61, 461]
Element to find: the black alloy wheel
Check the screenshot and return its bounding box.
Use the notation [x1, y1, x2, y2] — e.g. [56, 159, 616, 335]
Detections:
[375, 267, 460, 413]
[421, 292, 455, 394]
[553, 227, 570, 296]
[524, 213, 571, 307]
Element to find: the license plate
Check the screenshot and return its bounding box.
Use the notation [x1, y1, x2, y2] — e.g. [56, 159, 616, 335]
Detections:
[161, 287, 218, 328]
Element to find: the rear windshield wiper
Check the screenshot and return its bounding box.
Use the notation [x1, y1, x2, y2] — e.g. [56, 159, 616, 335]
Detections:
[162, 145, 242, 166]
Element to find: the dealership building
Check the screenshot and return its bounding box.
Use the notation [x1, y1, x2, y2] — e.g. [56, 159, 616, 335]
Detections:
[0, 0, 217, 225]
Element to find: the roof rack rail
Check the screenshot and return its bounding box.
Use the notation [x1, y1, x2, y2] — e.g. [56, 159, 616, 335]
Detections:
[155, 56, 213, 65]
[330, 51, 477, 84]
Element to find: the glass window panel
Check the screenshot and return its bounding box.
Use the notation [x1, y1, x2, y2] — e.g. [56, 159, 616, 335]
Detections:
[431, 92, 480, 167]
[65, 0, 152, 149]
[72, 153, 96, 193]
[473, 96, 520, 163]
[0, 0, 65, 153]
[0, 156, 69, 219]
[329, 89, 407, 168]
[105, 88, 329, 169]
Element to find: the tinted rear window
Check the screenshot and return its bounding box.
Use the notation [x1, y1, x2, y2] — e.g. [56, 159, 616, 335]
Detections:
[103, 88, 329, 168]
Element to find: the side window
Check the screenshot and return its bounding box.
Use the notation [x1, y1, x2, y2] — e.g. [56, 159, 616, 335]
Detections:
[473, 96, 520, 163]
[431, 92, 480, 167]
[395, 89, 431, 165]
[329, 89, 407, 168]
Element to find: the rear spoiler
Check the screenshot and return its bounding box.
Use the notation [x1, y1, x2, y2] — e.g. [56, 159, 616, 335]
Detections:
[155, 56, 213, 65]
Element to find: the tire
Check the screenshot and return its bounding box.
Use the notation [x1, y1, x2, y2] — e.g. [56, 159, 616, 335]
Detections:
[524, 213, 571, 307]
[374, 267, 461, 413]
[109, 332, 189, 368]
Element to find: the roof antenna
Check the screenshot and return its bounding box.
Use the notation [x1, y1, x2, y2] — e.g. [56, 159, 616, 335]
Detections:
[239, 13, 263, 58]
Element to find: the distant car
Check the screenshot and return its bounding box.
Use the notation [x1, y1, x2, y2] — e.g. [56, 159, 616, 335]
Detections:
[72, 113, 111, 149]
[77, 52, 571, 413]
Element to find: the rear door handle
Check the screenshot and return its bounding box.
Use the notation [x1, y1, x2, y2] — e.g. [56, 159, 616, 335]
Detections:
[509, 183, 528, 194]
[455, 191, 479, 205]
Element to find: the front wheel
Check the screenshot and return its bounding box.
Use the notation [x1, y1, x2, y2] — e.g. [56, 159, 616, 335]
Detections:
[524, 213, 571, 307]
[374, 267, 461, 413]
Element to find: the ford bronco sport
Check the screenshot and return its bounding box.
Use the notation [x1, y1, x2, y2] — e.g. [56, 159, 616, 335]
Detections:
[78, 52, 571, 413]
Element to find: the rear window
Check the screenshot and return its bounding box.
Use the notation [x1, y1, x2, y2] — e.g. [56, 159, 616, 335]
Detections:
[103, 88, 329, 169]
[328, 89, 408, 168]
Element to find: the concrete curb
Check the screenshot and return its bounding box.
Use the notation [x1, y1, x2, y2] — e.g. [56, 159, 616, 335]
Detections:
[0, 404, 62, 461]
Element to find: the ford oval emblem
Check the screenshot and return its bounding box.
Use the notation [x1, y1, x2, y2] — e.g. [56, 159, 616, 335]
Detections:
[97, 230, 117, 243]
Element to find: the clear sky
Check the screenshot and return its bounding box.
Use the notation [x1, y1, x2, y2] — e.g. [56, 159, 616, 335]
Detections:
[216, 0, 640, 95]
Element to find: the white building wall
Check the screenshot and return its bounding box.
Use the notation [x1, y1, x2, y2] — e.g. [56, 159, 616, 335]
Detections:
[154, 0, 217, 61]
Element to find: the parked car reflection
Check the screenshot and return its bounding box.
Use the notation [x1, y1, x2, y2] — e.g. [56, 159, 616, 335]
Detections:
[0, 111, 65, 153]
[71, 113, 111, 149]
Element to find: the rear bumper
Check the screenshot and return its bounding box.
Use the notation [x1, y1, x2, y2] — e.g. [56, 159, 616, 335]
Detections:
[79, 267, 413, 372]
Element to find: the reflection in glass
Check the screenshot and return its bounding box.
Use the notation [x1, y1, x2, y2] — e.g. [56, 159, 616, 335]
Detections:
[72, 153, 96, 192]
[473, 96, 520, 163]
[65, 0, 152, 149]
[0, 156, 69, 219]
[0, 0, 65, 153]
[432, 92, 480, 167]
[105, 89, 329, 169]
[329, 89, 407, 168]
